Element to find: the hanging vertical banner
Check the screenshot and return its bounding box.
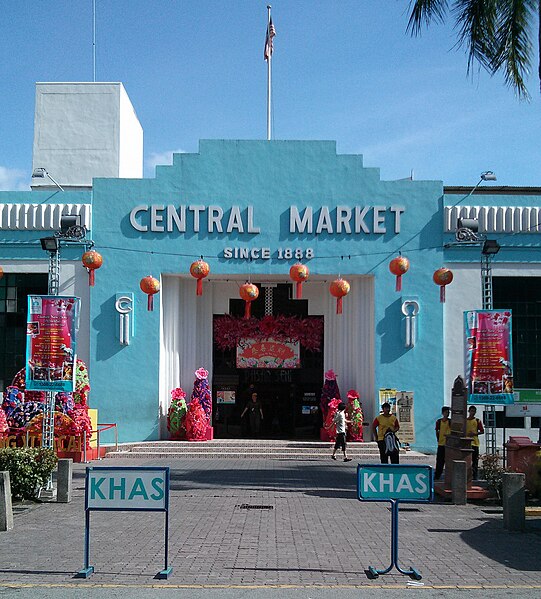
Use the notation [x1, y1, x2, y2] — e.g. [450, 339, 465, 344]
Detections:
[26, 295, 80, 392]
[464, 309, 514, 405]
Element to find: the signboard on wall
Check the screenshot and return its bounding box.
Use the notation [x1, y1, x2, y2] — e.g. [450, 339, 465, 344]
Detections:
[464, 310, 514, 405]
[378, 388, 397, 412]
[236, 338, 300, 369]
[216, 390, 236, 404]
[396, 391, 415, 444]
[507, 389, 541, 417]
[25, 295, 80, 392]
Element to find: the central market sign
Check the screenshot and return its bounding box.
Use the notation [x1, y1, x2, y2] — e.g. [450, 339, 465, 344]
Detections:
[129, 204, 406, 235]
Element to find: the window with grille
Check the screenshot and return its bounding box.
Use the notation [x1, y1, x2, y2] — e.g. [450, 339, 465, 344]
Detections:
[0, 273, 48, 389]
[493, 277, 541, 389]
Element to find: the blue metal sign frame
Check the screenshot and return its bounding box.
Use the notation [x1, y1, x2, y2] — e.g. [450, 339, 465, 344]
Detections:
[76, 466, 172, 579]
[357, 464, 434, 580]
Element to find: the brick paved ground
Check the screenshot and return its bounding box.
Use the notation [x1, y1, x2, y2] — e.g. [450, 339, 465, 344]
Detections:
[1, 457, 540, 589]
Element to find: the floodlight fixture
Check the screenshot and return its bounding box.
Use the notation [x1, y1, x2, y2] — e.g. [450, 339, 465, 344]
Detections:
[40, 237, 60, 252]
[482, 239, 500, 255]
[32, 167, 64, 191]
[480, 171, 497, 182]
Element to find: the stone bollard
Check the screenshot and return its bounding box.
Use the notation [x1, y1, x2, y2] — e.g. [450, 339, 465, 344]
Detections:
[452, 460, 467, 505]
[502, 472, 525, 532]
[57, 459, 73, 503]
[0, 471, 14, 531]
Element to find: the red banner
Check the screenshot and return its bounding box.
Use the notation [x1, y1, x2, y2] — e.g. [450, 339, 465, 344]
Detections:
[236, 338, 300, 369]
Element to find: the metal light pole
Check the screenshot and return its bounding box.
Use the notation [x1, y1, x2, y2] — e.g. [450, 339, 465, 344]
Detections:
[39, 218, 92, 455]
[451, 172, 499, 455]
[481, 239, 501, 455]
[39, 237, 61, 452]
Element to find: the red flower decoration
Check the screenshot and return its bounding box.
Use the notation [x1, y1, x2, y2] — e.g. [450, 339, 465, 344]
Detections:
[213, 315, 323, 352]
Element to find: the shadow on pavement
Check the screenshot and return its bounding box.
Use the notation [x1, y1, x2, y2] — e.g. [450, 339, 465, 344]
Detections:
[227, 566, 364, 574]
[0, 569, 74, 576]
[459, 519, 541, 571]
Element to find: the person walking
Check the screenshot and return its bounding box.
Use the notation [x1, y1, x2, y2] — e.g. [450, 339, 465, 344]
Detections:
[241, 392, 264, 437]
[435, 406, 451, 480]
[331, 402, 352, 462]
[372, 402, 400, 464]
[466, 405, 484, 479]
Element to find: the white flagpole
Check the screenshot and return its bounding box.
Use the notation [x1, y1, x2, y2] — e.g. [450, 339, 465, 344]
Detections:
[92, 0, 96, 82]
[266, 5, 272, 141]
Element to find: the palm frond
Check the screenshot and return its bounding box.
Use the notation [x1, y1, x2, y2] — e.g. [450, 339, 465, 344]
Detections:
[452, 0, 499, 73]
[407, 0, 450, 36]
[492, 0, 535, 99]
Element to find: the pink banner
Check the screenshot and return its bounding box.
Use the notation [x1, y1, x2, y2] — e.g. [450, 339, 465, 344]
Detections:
[465, 309, 513, 405]
[26, 296, 80, 392]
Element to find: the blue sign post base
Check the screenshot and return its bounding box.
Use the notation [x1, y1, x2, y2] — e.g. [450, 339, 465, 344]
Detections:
[157, 567, 173, 580]
[368, 499, 422, 580]
[75, 566, 94, 579]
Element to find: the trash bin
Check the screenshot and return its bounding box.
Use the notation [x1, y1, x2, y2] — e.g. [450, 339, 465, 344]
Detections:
[504, 436, 541, 491]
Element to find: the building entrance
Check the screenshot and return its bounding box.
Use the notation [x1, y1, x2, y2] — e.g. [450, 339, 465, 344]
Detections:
[213, 374, 322, 439]
[211, 283, 324, 439]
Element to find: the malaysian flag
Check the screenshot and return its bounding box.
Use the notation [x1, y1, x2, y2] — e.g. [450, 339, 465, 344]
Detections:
[264, 17, 276, 61]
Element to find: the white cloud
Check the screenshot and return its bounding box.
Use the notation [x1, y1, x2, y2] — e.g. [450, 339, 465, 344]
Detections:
[146, 149, 186, 172]
[0, 166, 29, 191]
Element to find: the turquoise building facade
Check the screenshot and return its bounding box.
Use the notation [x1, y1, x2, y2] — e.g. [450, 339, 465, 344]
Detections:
[2, 140, 540, 453]
[86, 140, 447, 449]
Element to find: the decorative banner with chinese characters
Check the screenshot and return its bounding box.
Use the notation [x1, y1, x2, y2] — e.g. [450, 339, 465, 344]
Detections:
[25, 295, 80, 392]
[236, 338, 300, 369]
[464, 309, 514, 405]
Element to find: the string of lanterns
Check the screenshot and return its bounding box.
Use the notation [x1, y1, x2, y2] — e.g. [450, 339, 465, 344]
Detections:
[68, 250, 456, 315]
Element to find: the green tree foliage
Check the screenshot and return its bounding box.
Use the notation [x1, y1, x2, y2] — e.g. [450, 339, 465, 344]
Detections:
[407, 0, 540, 99]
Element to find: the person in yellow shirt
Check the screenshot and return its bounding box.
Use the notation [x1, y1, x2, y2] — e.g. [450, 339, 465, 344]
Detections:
[435, 406, 451, 480]
[372, 402, 400, 464]
[466, 405, 484, 479]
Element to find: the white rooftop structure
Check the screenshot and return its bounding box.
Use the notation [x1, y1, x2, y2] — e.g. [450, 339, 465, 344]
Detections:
[31, 82, 143, 190]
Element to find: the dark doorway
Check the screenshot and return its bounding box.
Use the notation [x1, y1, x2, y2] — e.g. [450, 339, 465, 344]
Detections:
[0, 273, 48, 390]
[212, 283, 324, 439]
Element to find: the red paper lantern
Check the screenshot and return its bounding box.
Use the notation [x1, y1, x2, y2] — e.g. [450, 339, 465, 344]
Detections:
[239, 282, 259, 319]
[190, 259, 210, 296]
[329, 278, 350, 315]
[0, 266, 3, 280]
[289, 263, 309, 299]
[81, 250, 103, 286]
[389, 255, 409, 291]
[140, 275, 160, 311]
[433, 267, 453, 303]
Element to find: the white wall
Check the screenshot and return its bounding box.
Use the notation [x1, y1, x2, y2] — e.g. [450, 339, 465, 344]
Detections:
[32, 82, 142, 189]
[445, 263, 541, 448]
[119, 85, 143, 178]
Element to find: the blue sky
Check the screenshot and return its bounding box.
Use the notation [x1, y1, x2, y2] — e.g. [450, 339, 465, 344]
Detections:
[1, 0, 540, 190]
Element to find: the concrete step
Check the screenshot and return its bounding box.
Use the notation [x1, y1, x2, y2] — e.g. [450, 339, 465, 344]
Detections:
[104, 453, 430, 462]
[103, 440, 431, 462]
